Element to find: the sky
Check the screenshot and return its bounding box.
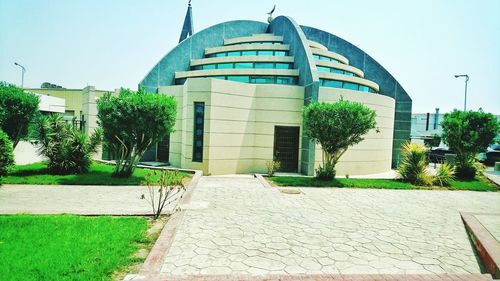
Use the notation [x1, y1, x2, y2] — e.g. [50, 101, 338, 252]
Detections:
[0, 0, 499, 114]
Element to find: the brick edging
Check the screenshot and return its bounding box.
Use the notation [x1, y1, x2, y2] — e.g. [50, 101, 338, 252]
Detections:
[255, 174, 272, 188]
[461, 212, 500, 279]
[134, 170, 203, 277]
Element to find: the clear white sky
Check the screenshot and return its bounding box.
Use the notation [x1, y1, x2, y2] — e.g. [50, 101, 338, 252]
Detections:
[1, 0, 499, 114]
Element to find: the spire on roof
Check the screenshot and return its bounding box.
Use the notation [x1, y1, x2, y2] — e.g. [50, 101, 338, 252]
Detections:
[179, 0, 193, 43]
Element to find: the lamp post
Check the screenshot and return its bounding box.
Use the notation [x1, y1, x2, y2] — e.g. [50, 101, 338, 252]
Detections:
[14, 62, 26, 88]
[454, 74, 469, 111]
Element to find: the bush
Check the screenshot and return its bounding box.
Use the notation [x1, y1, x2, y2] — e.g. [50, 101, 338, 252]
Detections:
[0, 129, 14, 179]
[265, 160, 281, 176]
[423, 134, 441, 148]
[97, 89, 177, 178]
[434, 163, 455, 186]
[0, 82, 40, 148]
[315, 162, 336, 180]
[442, 109, 499, 179]
[36, 114, 102, 174]
[141, 170, 185, 219]
[397, 142, 433, 186]
[303, 100, 377, 180]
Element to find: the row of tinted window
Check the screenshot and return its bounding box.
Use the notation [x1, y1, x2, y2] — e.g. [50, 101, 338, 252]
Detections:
[231, 41, 282, 45]
[175, 76, 298, 85]
[206, 50, 289, 58]
[312, 54, 342, 64]
[316, 66, 358, 77]
[191, 62, 293, 71]
[319, 79, 377, 93]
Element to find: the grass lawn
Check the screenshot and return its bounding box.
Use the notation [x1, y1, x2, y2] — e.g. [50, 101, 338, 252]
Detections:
[268, 176, 498, 191]
[0, 214, 148, 281]
[3, 162, 190, 185]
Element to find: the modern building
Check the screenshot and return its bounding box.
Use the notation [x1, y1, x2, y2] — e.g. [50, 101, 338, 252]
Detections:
[139, 6, 412, 175]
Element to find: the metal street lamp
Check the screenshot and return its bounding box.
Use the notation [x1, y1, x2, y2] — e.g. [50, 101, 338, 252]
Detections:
[14, 62, 26, 88]
[454, 74, 469, 111]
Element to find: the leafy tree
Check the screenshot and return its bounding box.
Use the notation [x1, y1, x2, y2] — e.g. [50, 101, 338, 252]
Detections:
[423, 134, 441, 148]
[97, 88, 177, 178]
[0, 129, 14, 180]
[441, 109, 499, 179]
[303, 100, 377, 180]
[0, 82, 40, 148]
[36, 114, 102, 174]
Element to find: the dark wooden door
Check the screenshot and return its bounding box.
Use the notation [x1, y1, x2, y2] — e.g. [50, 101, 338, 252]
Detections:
[273, 126, 300, 172]
[157, 135, 170, 163]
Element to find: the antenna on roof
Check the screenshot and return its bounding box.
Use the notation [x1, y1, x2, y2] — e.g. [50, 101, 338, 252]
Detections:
[179, 0, 194, 43]
[267, 4, 276, 23]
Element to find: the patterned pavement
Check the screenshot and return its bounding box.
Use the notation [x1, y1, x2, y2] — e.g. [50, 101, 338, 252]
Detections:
[154, 176, 499, 276]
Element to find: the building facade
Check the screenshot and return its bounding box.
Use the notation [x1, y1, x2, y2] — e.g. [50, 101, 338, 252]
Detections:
[140, 16, 412, 176]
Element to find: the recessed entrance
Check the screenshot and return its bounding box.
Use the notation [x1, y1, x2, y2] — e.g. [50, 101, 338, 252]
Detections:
[273, 126, 300, 173]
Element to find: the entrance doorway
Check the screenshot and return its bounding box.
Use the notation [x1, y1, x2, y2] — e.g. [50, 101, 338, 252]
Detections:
[273, 126, 300, 172]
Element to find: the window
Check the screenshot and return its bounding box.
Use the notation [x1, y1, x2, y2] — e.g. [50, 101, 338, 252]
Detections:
[254, 62, 274, 69]
[313, 54, 320, 60]
[319, 56, 330, 61]
[175, 78, 186, 85]
[258, 50, 273, 56]
[250, 76, 275, 83]
[202, 64, 216, 70]
[343, 82, 359, 90]
[227, 76, 250, 83]
[277, 76, 296, 84]
[191, 65, 202, 70]
[274, 51, 287, 56]
[234, 62, 253, 69]
[359, 85, 370, 92]
[211, 76, 226, 80]
[192, 102, 205, 162]
[322, 79, 342, 88]
[217, 63, 233, 69]
[344, 72, 355, 76]
[275, 63, 292, 69]
[214, 53, 226, 57]
[242, 50, 257, 56]
[227, 51, 241, 57]
[317, 66, 330, 73]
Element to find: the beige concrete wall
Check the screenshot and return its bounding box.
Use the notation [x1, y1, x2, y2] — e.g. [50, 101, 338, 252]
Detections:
[26, 88, 107, 119]
[315, 87, 395, 175]
[159, 78, 304, 175]
[160, 79, 394, 176]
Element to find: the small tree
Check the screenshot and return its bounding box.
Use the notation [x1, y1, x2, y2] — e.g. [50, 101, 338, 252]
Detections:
[0, 82, 40, 148]
[36, 114, 102, 174]
[141, 169, 185, 220]
[441, 109, 499, 179]
[423, 134, 441, 148]
[97, 88, 177, 178]
[397, 142, 433, 186]
[303, 100, 377, 180]
[0, 129, 15, 181]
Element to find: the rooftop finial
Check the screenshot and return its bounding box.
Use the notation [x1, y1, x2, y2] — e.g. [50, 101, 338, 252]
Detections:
[267, 4, 276, 23]
[179, 0, 194, 42]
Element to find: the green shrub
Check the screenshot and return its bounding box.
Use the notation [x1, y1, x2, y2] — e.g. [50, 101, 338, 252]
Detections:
[265, 160, 281, 176]
[434, 163, 455, 186]
[315, 162, 336, 180]
[0, 82, 40, 148]
[36, 114, 102, 174]
[397, 142, 433, 186]
[303, 100, 377, 180]
[0, 129, 14, 178]
[97, 88, 177, 178]
[442, 109, 499, 179]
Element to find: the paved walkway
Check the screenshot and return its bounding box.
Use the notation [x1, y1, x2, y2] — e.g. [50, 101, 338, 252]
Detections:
[151, 176, 500, 277]
[0, 184, 176, 215]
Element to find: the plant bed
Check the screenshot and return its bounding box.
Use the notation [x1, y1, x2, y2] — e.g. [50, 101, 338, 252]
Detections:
[0, 214, 165, 281]
[268, 175, 498, 191]
[3, 162, 191, 186]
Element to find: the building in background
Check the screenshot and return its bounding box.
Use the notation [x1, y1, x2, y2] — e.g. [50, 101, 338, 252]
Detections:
[13, 92, 65, 165]
[139, 6, 412, 175]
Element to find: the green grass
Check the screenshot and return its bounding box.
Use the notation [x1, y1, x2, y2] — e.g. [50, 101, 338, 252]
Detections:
[269, 176, 498, 191]
[3, 162, 190, 185]
[0, 214, 148, 281]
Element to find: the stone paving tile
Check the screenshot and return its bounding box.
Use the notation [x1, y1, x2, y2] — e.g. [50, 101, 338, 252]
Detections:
[159, 176, 500, 276]
[0, 184, 181, 215]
